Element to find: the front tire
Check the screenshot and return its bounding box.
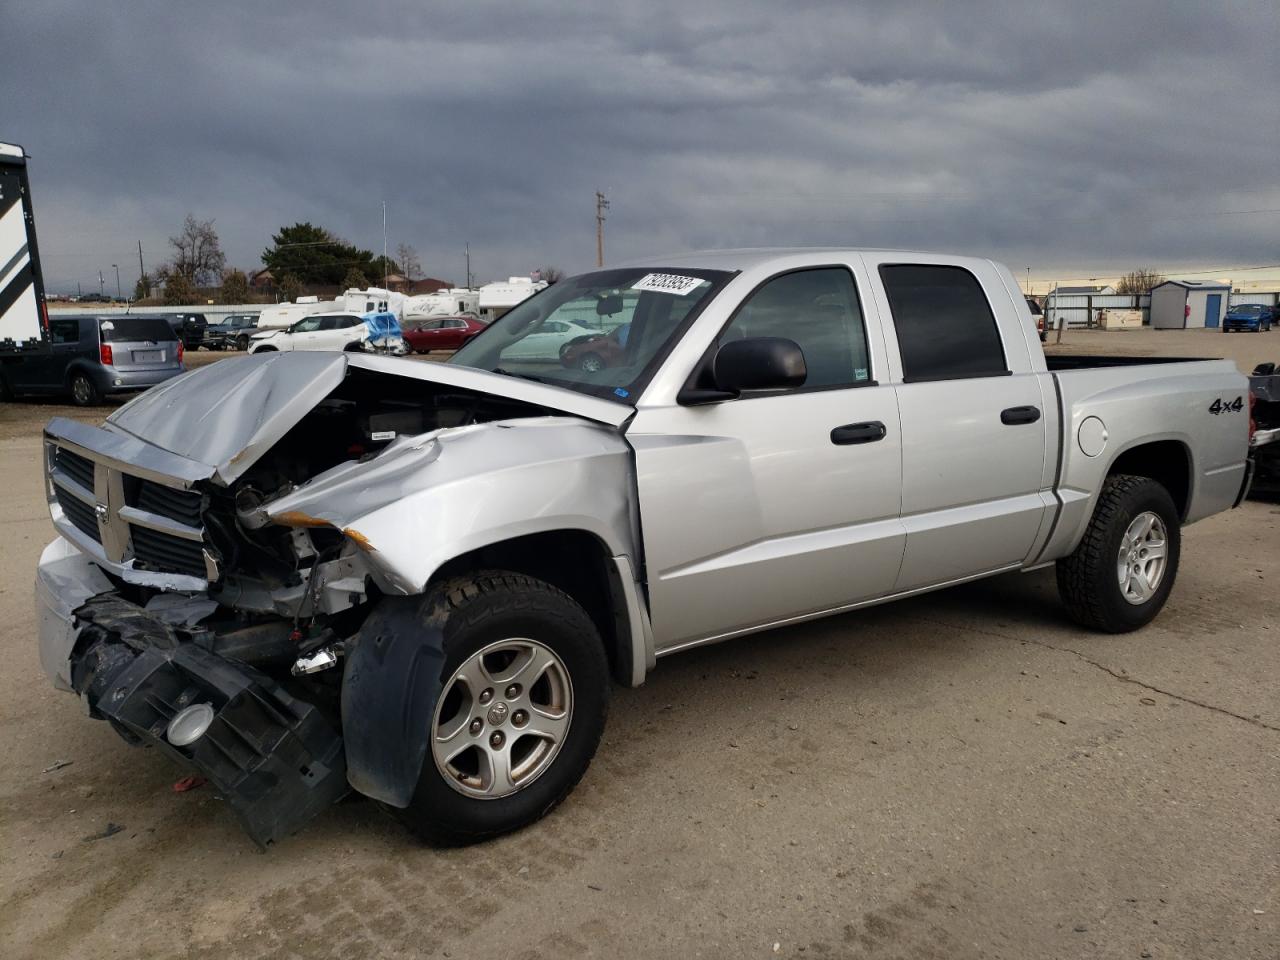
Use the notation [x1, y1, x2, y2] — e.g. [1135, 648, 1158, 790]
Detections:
[394, 571, 609, 846]
[1056, 474, 1181, 633]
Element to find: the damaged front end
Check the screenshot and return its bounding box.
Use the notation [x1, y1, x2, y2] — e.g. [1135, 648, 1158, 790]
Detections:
[70, 593, 347, 847]
[38, 351, 635, 845]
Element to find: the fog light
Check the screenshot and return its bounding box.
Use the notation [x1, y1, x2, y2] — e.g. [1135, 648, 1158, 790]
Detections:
[166, 702, 215, 746]
[113, 378, 122, 386]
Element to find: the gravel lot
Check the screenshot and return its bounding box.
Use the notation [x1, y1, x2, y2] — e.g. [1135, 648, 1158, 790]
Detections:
[1, 329, 1277, 959]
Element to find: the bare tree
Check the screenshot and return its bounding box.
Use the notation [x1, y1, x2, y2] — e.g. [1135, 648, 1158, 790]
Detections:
[1115, 268, 1166, 296]
[167, 214, 226, 285]
[396, 243, 422, 283]
[539, 265, 565, 284]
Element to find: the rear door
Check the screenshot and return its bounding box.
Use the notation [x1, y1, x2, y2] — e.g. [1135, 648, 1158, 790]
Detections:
[864, 257, 1052, 592]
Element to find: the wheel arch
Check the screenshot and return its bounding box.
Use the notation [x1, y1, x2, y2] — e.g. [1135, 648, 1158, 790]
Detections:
[430, 528, 652, 688]
[1103, 438, 1193, 521]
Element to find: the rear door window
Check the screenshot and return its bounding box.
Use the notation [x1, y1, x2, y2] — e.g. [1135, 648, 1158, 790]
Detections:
[99, 317, 178, 342]
[879, 264, 1007, 381]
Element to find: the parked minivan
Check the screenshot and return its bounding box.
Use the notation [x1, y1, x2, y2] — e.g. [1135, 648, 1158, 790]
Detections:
[0, 315, 185, 405]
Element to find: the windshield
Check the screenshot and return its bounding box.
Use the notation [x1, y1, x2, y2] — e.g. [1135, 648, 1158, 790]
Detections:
[1231, 305, 1262, 315]
[450, 267, 731, 401]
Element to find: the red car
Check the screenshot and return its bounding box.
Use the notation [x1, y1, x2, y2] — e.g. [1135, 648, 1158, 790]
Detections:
[559, 323, 630, 372]
[403, 315, 486, 353]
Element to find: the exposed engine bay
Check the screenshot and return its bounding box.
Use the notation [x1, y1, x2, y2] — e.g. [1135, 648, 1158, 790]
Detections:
[39, 354, 635, 844]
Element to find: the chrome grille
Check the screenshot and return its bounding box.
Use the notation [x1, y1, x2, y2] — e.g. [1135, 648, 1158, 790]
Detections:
[45, 438, 216, 585]
[54, 487, 101, 542]
[135, 479, 203, 527]
[54, 447, 95, 491]
[130, 525, 208, 578]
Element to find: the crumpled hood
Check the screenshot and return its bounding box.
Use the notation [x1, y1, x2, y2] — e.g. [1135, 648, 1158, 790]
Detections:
[104, 351, 630, 484]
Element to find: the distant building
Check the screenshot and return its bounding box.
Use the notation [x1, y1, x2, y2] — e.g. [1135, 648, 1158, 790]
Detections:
[1149, 279, 1231, 329]
[249, 268, 274, 290]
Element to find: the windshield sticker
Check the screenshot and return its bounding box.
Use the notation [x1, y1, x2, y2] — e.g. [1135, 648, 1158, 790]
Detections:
[100, 320, 114, 330]
[631, 273, 703, 296]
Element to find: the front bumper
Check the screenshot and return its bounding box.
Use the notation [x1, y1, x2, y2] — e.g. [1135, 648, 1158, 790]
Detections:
[36, 537, 348, 846]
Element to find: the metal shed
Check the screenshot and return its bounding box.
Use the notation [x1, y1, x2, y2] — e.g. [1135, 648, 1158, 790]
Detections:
[1149, 279, 1231, 329]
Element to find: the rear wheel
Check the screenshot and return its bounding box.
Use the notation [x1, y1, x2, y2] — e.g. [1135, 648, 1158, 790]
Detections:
[393, 572, 609, 846]
[577, 352, 605, 372]
[1056, 474, 1181, 633]
[69, 372, 100, 406]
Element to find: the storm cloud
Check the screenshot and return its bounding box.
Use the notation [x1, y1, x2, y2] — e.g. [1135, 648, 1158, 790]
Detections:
[4, 0, 1278, 292]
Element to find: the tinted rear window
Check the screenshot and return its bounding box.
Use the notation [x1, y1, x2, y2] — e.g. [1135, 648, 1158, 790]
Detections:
[879, 264, 1008, 381]
[99, 317, 179, 342]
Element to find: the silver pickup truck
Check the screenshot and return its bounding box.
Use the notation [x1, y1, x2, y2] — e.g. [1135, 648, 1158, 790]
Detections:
[36, 249, 1253, 846]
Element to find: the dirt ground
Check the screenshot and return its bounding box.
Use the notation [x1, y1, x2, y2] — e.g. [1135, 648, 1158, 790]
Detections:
[1, 329, 1277, 959]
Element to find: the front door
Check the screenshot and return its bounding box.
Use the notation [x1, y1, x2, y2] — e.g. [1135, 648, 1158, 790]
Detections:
[630, 265, 905, 651]
[1205, 294, 1221, 328]
[870, 262, 1051, 592]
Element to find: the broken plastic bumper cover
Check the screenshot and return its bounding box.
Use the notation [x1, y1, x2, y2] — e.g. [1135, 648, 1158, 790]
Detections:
[69, 595, 347, 847]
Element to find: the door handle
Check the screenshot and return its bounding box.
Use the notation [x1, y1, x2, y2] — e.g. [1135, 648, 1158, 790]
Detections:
[831, 421, 887, 445]
[1000, 405, 1041, 425]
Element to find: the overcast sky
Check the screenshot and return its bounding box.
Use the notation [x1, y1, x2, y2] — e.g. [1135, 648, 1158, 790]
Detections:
[4, 0, 1278, 294]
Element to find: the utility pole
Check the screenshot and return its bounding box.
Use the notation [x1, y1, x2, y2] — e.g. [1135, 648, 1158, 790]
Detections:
[465, 242, 472, 289]
[595, 191, 609, 268]
[98, 270, 105, 299]
[1026, 266, 1031, 296]
[137, 240, 145, 286]
[112, 264, 121, 300]
[381, 201, 388, 290]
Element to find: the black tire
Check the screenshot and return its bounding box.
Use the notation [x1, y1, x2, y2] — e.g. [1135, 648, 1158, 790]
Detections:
[0, 374, 12, 402]
[577, 352, 606, 372]
[394, 571, 609, 846]
[69, 372, 100, 407]
[236, 334, 250, 351]
[1056, 474, 1181, 633]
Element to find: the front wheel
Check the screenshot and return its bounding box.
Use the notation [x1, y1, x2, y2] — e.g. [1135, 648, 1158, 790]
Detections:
[236, 334, 250, 350]
[1056, 474, 1181, 633]
[394, 572, 609, 846]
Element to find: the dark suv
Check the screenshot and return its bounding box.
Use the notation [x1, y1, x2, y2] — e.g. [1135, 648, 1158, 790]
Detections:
[165, 312, 208, 350]
[0, 315, 185, 405]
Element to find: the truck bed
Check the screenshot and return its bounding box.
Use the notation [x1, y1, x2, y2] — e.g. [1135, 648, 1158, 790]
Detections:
[1045, 355, 1215, 370]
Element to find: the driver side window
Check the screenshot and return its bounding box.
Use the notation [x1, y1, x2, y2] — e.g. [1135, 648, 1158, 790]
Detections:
[720, 267, 872, 389]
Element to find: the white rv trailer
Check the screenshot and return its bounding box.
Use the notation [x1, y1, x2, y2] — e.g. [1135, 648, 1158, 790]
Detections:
[256, 288, 406, 331]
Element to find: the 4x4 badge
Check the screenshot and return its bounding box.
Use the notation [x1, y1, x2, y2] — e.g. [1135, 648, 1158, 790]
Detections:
[94, 502, 109, 524]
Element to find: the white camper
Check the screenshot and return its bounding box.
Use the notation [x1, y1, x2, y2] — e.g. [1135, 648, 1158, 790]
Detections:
[257, 288, 405, 331]
[477, 277, 548, 322]
[403, 288, 479, 321]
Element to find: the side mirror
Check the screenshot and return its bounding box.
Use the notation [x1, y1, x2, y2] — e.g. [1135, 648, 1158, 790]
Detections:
[714, 337, 806, 393]
[678, 337, 807, 405]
